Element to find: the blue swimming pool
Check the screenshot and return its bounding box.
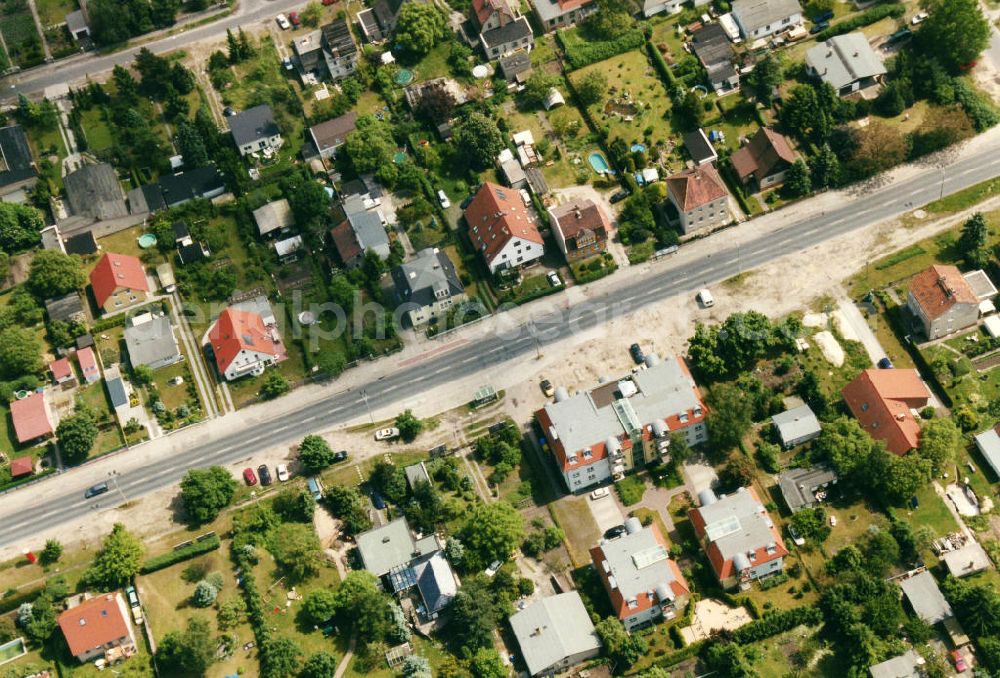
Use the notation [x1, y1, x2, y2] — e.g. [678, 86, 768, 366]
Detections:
[589, 152, 610, 173]
[631, 143, 646, 153]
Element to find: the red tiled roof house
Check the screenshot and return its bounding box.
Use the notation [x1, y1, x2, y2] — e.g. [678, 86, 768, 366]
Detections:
[209, 306, 286, 382]
[77, 347, 100, 384]
[907, 264, 980, 340]
[590, 519, 690, 630]
[89, 253, 149, 315]
[689, 486, 788, 590]
[58, 593, 136, 663]
[535, 354, 707, 492]
[464, 182, 544, 274]
[548, 199, 610, 262]
[10, 392, 53, 444]
[9, 455, 34, 478]
[842, 369, 930, 455]
[730, 128, 798, 193]
[49, 357, 74, 385]
[665, 166, 731, 235]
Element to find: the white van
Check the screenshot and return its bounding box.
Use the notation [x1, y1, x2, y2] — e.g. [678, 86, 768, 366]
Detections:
[697, 289, 715, 308]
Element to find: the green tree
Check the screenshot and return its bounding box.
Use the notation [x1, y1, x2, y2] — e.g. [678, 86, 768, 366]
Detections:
[39, 538, 63, 565]
[582, 0, 635, 39]
[917, 0, 990, 74]
[27, 249, 86, 298]
[323, 485, 372, 535]
[959, 212, 989, 268]
[815, 417, 878, 482]
[809, 143, 841, 188]
[112, 65, 138, 101]
[261, 372, 289, 399]
[262, 636, 303, 678]
[299, 434, 335, 473]
[522, 71, 561, 108]
[85, 523, 144, 589]
[269, 523, 322, 581]
[790, 507, 830, 543]
[705, 383, 753, 458]
[782, 84, 832, 144]
[302, 589, 338, 626]
[273, 488, 316, 523]
[873, 451, 932, 504]
[576, 71, 608, 106]
[394, 3, 447, 56]
[0, 615, 15, 643]
[461, 501, 524, 569]
[718, 454, 756, 492]
[300, 651, 338, 678]
[20, 596, 58, 644]
[447, 580, 497, 653]
[470, 647, 506, 678]
[192, 580, 218, 607]
[369, 459, 408, 504]
[157, 617, 216, 676]
[782, 158, 812, 197]
[454, 112, 505, 170]
[918, 417, 961, 475]
[0, 202, 44, 253]
[300, 1, 322, 27]
[395, 409, 424, 442]
[56, 409, 98, 465]
[176, 121, 209, 168]
[330, 571, 393, 640]
[345, 116, 398, 186]
[180, 466, 238, 524]
[595, 617, 647, 668]
[745, 54, 783, 105]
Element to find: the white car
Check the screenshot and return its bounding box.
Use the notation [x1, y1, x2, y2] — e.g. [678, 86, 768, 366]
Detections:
[375, 427, 400, 441]
[437, 189, 451, 209]
[275, 464, 290, 482]
[697, 288, 715, 308]
[911, 11, 928, 25]
[547, 271, 562, 287]
[485, 560, 502, 578]
[276, 13, 291, 29]
[590, 487, 609, 500]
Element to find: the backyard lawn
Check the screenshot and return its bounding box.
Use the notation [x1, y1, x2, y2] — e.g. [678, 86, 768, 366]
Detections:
[35, 0, 76, 26]
[79, 108, 115, 152]
[573, 49, 676, 149]
[549, 494, 600, 568]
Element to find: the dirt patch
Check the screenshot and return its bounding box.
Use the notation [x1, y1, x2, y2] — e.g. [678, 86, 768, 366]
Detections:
[680, 598, 753, 644]
[813, 331, 845, 367]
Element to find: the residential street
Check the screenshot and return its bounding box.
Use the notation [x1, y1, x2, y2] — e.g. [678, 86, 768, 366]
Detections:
[2, 123, 1000, 553]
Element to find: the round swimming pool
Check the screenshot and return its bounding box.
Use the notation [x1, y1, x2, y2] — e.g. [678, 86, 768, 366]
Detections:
[588, 152, 610, 173]
[137, 233, 157, 249]
[394, 69, 414, 86]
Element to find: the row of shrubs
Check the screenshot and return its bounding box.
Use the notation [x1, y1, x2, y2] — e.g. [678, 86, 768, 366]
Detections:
[140, 533, 221, 574]
[815, 3, 906, 41]
[559, 28, 646, 71]
[730, 605, 823, 645]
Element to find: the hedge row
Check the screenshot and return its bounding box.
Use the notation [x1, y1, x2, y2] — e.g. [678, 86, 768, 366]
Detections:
[560, 28, 646, 71]
[954, 78, 1000, 132]
[0, 583, 45, 615]
[731, 605, 823, 645]
[646, 39, 676, 86]
[815, 3, 905, 41]
[140, 534, 221, 574]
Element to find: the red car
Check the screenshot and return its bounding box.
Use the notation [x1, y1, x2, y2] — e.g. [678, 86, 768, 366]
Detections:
[288, 11, 300, 26]
[321, 0, 335, 5]
[951, 650, 968, 673]
[242, 467, 258, 486]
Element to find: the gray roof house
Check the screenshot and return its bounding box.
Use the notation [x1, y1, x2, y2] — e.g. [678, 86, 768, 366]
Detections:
[124, 313, 182, 370]
[391, 247, 466, 327]
[480, 15, 534, 61]
[0, 125, 37, 199]
[64, 163, 128, 221]
[691, 24, 739, 92]
[975, 425, 1000, 479]
[732, 0, 803, 40]
[330, 198, 390, 268]
[412, 551, 458, 616]
[404, 461, 432, 490]
[499, 50, 532, 82]
[777, 465, 836, 513]
[355, 517, 439, 578]
[229, 105, 283, 156]
[309, 111, 358, 160]
[898, 571, 953, 625]
[683, 129, 717, 166]
[65, 9, 89, 40]
[806, 32, 886, 97]
[868, 650, 924, 678]
[771, 404, 821, 448]
[253, 199, 295, 237]
[510, 592, 602, 677]
[45, 293, 85, 324]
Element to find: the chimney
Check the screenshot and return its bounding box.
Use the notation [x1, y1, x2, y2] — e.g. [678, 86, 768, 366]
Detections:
[574, 207, 581, 219]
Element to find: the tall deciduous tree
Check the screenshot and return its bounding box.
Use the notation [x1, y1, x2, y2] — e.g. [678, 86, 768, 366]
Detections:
[576, 71, 608, 107]
[157, 617, 216, 676]
[261, 636, 303, 678]
[0, 203, 44, 253]
[268, 523, 321, 581]
[85, 523, 144, 589]
[180, 466, 238, 524]
[301, 651, 338, 678]
[27, 250, 86, 298]
[460, 501, 524, 568]
[0, 326, 43, 379]
[745, 54, 783, 106]
[595, 617, 647, 668]
[705, 383, 754, 458]
[454, 112, 505, 170]
[56, 409, 98, 465]
[299, 434, 335, 473]
[917, 0, 990, 74]
[394, 3, 447, 56]
[959, 212, 989, 268]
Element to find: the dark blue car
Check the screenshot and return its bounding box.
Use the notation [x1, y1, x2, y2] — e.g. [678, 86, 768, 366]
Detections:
[877, 357, 893, 369]
[371, 491, 386, 510]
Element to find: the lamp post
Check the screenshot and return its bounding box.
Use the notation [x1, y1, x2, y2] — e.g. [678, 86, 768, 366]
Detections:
[108, 470, 127, 504]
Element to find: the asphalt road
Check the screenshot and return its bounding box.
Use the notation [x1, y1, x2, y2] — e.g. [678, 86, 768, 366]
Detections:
[0, 147, 998, 548]
[0, 0, 306, 101]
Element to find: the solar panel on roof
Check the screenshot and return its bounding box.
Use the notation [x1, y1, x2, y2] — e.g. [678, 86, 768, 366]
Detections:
[705, 515, 742, 542]
[632, 545, 669, 570]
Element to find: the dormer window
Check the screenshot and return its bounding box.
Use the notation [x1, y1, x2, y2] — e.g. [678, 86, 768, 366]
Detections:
[679, 412, 689, 423]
